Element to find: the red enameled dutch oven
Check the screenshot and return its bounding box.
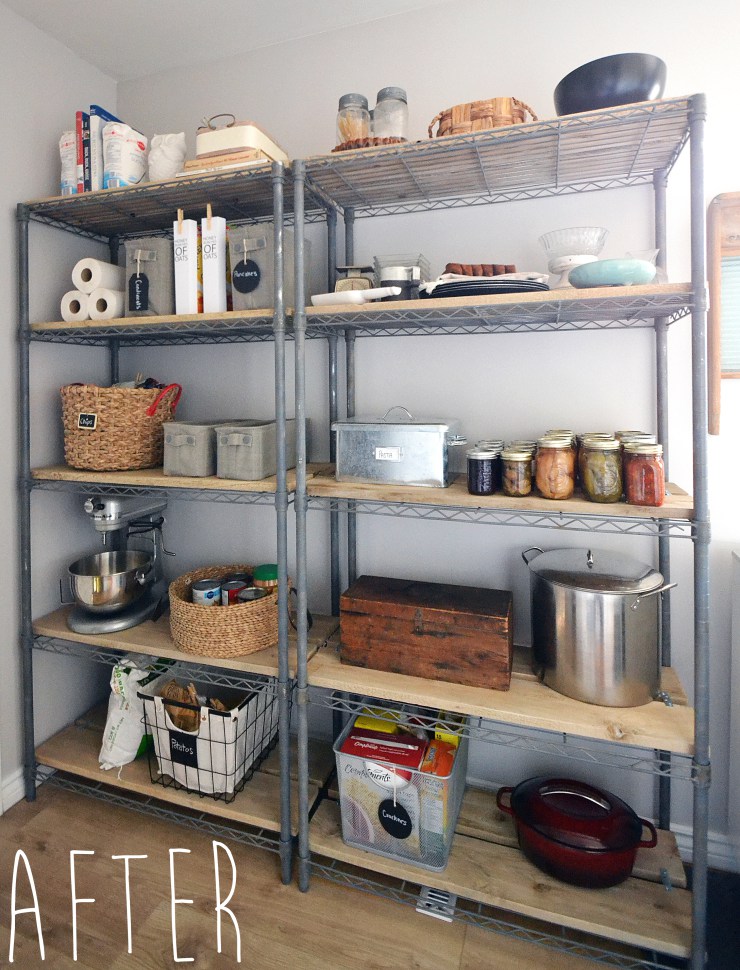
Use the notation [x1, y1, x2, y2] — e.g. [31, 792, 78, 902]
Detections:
[496, 776, 658, 888]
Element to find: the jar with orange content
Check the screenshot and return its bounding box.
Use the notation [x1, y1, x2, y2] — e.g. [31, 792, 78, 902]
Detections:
[535, 437, 575, 500]
[623, 443, 665, 507]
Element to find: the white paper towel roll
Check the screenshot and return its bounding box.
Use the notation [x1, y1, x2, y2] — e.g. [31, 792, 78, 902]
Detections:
[60, 290, 89, 322]
[72, 257, 125, 294]
[88, 288, 125, 320]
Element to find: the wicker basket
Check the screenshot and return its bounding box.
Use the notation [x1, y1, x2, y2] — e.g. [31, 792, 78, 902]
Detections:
[428, 97, 537, 138]
[169, 564, 279, 658]
[60, 383, 182, 471]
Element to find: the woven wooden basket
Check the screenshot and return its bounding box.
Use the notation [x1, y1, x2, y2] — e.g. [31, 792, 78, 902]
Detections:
[169, 564, 279, 658]
[60, 383, 182, 471]
[428, 97, 537, 138]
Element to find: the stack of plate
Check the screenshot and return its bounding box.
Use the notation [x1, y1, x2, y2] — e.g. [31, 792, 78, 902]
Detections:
[420, 278, 550, 299]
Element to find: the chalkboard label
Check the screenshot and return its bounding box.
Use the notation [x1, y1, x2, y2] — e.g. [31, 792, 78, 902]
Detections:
[169, 730, 198, 769]
[378, 799, 413, 840]
[77, 412, 97, 430]
[232, 258, 261, 294]
[129, 272, 149, 311]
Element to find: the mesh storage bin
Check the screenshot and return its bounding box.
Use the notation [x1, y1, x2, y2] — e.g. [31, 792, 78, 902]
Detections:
[334, 713, 468, 870]
[216, 419, 296, 481]
[138, 675, 279, 802]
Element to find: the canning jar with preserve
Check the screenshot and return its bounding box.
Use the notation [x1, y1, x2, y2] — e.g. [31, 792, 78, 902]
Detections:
[580, 438, 622, 503]
[337, 93, 370, 146]
[576, 432, 614, 482]
[466, 447, 500, 495]
[373, 86, 408, 141]
[535, 438, 575, 500]
[501, 448, 533, 496]
[623, 443, 665, 507]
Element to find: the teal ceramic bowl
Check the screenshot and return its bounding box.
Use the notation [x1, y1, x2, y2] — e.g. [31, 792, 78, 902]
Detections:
[568, 258, 657, 288]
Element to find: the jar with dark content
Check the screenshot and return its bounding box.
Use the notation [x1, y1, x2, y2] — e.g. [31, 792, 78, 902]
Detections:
[501, 448, 533, 496]
[535, 438, 575, 500]
[580, 438, 622, 502]
[623, 443, 665, 506]
[466, 448, 499, 495]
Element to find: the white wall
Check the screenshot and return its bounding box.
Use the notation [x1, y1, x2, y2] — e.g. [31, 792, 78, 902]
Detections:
[0, 2, 117, 809]
[3, 0, 738, 868]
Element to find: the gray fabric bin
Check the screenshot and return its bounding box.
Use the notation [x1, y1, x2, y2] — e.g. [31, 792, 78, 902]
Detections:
[228, 226, 310, 311]
[164, 420, 248, 477]
[217, 419, 296, 481]
[124, 237, 175, 316]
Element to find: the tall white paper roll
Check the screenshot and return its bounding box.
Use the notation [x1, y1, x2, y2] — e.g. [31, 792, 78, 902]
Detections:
[60, 290, 89, 322]
[88, 288, 125, 320]
[72, 257, 125, 294]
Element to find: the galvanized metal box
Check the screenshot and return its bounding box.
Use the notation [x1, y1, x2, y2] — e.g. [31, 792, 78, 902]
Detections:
[332, 410, 466, 488]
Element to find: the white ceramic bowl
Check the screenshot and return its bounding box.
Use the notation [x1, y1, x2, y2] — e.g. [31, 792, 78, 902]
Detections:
[539, 227, 608, 259]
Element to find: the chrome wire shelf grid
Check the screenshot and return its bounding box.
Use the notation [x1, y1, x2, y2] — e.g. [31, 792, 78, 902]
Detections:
[25, 166, 330, 240]
[314, 691, 693, 780]
[29, 315, 284, 346]
[304, 293, 692, 339]
[303, 98, 692, 217]
[310, 858, 685, 970]
[33, 635, 284, 692]
[305, 495, 694, 539]
[34, 765, 281, 854]
[29, 477, 283, 505]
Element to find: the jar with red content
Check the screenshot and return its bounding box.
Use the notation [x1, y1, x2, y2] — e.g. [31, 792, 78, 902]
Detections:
[535, 437, 575, 500]
[623, 443, 665, 507]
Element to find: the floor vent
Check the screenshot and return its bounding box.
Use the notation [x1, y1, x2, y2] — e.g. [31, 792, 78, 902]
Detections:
[416, 885, 457, 922]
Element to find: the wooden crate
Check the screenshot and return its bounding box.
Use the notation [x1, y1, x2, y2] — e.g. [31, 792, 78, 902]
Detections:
[339, 575, 513, 690]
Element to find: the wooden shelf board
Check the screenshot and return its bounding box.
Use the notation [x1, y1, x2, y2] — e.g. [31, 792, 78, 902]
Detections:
[36, 713, 317, 834]
[33, 606, 339, 680]
[306, 469, 693, 521]
[305, 283, 692, 318]
[455, 787, 687, 888]
[310, 800, 691, 957]
[31, 308, 275, 334]
[261, 736, 335, 789]
[308, 643, 694, 756]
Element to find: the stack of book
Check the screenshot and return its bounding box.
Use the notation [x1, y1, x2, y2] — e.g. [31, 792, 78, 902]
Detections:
[73, 105, 120, 193]
[176, 149, 270, 178]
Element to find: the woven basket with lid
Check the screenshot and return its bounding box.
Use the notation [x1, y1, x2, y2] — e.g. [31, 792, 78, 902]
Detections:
[429, 97, 537, 138]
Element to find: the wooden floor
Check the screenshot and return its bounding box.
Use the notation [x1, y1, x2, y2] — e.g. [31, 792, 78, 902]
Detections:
[0, 786, 605, 969]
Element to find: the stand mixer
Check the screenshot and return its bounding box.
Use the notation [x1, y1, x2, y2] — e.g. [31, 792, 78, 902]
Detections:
[67, 495, 174, 635]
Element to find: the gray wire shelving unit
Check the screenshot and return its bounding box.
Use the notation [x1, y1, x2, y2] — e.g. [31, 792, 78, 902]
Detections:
[17, 161, 299, 882]
[291, 95, 710, 969]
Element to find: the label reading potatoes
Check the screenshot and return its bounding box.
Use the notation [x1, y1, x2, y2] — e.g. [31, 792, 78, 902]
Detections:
[375, 446, 401, 462]
[378, 799, 412, 840]
[77, 412, 97, 430]
[169, 731, 198, 769]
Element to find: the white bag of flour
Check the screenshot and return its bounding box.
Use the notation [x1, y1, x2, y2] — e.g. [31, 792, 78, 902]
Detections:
[99, 654, 172, 770]
[103, 122, 148, 189]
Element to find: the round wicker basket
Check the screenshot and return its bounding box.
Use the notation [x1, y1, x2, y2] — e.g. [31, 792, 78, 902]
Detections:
[169, 564, 279, 658]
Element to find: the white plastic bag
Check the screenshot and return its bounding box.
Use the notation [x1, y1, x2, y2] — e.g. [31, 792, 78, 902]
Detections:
[99, 654, 171, 770]
[103, 122, 148, 188]
[148, 132, 186, 181]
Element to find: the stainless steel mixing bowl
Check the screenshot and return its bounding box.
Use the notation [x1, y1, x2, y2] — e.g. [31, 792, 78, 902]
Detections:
[69, 550, 153, 614]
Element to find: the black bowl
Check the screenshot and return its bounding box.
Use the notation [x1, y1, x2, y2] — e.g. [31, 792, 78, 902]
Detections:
[554, 53, 667, 116]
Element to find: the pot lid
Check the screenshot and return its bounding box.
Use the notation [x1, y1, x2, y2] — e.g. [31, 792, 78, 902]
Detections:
[509, 776, 644, 852]
[525, 547, 663, 593]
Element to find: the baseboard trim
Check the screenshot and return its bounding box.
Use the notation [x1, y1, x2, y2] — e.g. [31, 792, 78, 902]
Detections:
[671, 823, 740, 874]
[1, 768, 26, 815]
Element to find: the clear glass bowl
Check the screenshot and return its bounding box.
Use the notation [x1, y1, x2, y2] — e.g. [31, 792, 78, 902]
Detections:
[539, 227, 608, 259]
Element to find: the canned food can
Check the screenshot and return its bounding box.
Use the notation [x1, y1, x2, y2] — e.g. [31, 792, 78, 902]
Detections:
[236, 586, 270, 603]
[221, 580, 248, 605]
[222, 571, 252, 585]
[191, 579, 221, 605]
